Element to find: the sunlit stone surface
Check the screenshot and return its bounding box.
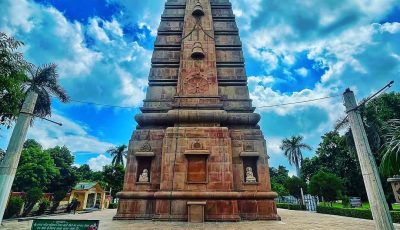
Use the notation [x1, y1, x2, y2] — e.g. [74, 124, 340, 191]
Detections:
[114, 0, 279, 221]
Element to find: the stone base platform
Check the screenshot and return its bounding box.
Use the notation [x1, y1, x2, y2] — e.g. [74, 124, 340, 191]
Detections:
[114, 191, 280, 221]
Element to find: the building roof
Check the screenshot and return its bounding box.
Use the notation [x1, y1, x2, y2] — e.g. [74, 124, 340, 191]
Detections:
[74, 182, 98, 190]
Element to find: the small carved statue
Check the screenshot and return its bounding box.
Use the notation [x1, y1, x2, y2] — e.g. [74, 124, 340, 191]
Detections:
[139, 169, 149, 182]
[245, 167, 257, 183]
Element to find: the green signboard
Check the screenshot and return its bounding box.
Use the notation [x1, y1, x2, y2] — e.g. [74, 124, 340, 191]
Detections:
[31, 219, 99, 230]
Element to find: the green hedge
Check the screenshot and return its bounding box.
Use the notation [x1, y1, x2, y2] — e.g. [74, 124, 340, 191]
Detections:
[277, 203, 306, 210]
[108, 203, 118, 209]
[4, 197, 24, 219]
[317, 206, 400, 223]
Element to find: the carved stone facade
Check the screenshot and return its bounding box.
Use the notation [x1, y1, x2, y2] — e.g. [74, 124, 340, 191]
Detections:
[114, 0, 279, 221]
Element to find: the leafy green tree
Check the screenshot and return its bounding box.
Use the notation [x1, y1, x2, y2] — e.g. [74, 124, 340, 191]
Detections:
[0, 32, 29, 127]
[300, 157, 321, 182]
[284, 176, 307, 199]
[74, 164, 93, 181]
[103, 164, 125, 197]
[4, 196, 23, 218]
[46, 146, 78, 212]
[380, 119, 400, 177]
[309, 171, 343, 206]
[107, 145, 127, 166]
[269, 165, 290, 184]
[22, 187, 43, 216]
[315, 132, 366, 199]
[13, 141, 59, 192]
[271, 180, 289, 196]
[280, 135, 312, 177]
[269, 166, 290, 196]
[23, 139, 42, 149]
[74, 164, 106, 188]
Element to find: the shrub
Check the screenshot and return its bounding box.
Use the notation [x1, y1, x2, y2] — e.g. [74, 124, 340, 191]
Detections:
[108, 203, 118, 209]
[37, 199, 50, 215]
[309, 171, 343, 203]
[22, 187, 43, 216]
[342, 196, 350, 208]
[392, 211, 400, 223]
[317, 206, 400, 223]
[4, 197, 24, 219]
[277, 203, 306, 210]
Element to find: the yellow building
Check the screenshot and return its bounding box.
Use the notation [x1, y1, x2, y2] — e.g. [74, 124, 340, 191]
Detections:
[68, 182, 108, 211]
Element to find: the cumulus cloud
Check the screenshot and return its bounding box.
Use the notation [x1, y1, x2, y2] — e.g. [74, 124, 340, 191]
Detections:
[106, 0, 165, 36]
[0, 0, 152, 107]
[0, 112, 114, 155]
[27, 113, 114, 153]
[236, 0, 400, 171]
[87, 154, 112, 171]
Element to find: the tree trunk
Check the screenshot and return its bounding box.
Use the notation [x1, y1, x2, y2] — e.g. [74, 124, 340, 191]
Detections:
[295, 164, 301, 178]
[50, 201, 60, 213]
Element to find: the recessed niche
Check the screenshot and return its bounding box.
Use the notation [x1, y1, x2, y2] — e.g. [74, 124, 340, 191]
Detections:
[242, 157, 258, 183]
[186, 155, 208, 183]
[136, 156, 152, 183]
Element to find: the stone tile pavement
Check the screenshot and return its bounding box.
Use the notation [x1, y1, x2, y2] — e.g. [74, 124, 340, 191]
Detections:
[1, 209, 399, 230]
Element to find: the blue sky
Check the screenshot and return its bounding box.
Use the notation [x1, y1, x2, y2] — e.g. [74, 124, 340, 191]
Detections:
[1, 0, 400, 174]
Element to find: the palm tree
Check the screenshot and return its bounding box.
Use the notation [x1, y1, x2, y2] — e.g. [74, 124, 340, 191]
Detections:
[107, 145, 128, 166]
[24, 63, 69, 118]
[380, 119, 400, 177]
[280, 135, 312, 177]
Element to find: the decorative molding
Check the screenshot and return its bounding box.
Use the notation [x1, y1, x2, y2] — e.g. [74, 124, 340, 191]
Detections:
[184, 150, 210, 155]
[135, 152, 155, 157]
[240, 152, 260, 157]
[187, 201, 206, 205]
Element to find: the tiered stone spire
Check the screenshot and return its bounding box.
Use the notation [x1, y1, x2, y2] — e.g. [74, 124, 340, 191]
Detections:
[115, 0, 279, 221]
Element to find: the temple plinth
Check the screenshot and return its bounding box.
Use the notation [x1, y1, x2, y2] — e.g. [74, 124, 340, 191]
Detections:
[114, 0, 279, 221]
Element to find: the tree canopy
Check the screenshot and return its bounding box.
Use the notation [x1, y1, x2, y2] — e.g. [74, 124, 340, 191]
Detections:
[45, 146, 78, 211]
[0, 32, 29, 127]
[13, 141, 59, 192]
[309, 171, 343, 203]
[103, 164, 125, 197]
[284, 176, 307, 199]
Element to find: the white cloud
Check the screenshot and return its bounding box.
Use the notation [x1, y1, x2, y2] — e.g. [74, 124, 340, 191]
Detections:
[27, 113, 114, 153]
[87, 154, 112, 171]
[106, 0, 164, 36]
[235, 1, 400, 160]
[295, 67, 308, 77]
[0, 112, 114, 156]
[266, 137, 283, 156]
[0, 0, 152, 107]
[87, 18, 111, 43]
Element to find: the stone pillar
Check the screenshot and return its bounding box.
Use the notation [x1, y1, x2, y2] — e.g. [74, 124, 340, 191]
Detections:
[343, 89, 394, 230]
[82, 192, 89, 210]
[0, 91, 38, 223]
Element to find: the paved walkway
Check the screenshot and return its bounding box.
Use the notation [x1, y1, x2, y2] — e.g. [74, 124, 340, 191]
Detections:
[1, 209, 399, 230]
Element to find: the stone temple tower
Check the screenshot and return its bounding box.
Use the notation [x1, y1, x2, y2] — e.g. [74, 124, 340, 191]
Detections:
[115, 0, 279, 221]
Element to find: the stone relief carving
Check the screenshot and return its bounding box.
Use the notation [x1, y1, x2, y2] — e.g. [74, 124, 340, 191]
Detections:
[139, 142, 152, 152]
[138, 169, 149, 182]
[243, 143, 254, 152]
[245, 167, 257, 183]
[184, 74, 209, 95]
